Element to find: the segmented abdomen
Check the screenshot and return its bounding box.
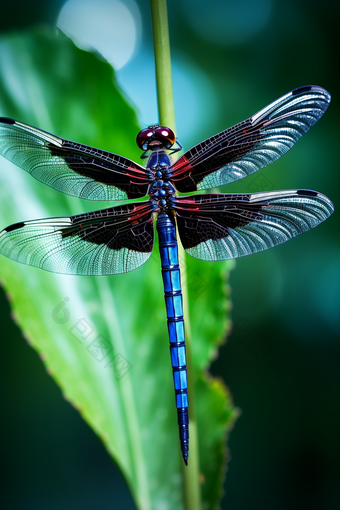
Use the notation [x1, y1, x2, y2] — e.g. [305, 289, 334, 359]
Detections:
[156, 213, 189, 464]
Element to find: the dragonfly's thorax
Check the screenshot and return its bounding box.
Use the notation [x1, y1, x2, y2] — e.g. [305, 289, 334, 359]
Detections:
[148, 149, 176, 212]
[146, 148, 171, 171]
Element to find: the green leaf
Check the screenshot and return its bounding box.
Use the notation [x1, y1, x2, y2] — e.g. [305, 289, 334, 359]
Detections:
[0, 28, 237, 510]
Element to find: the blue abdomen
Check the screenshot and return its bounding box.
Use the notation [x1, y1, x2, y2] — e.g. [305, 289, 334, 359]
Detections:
[156, 213, 189, 464]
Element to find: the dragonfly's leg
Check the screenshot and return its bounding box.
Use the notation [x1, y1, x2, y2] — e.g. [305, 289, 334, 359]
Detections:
[169, 139, 183, 154]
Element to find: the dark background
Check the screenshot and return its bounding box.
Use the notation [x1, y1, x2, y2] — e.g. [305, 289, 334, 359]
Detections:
[1, 1, 339, 509]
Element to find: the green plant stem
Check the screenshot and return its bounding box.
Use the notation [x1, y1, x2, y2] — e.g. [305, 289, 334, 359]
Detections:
[150, 1, 201, 509]
[150, 0, 176, 131]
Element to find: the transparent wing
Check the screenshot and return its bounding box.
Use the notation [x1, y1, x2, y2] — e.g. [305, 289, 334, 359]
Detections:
[171, 86, 331, 192]
[174, 190, 334, 260]
[0, 202, 155, 275]
[0, 118, 150, 200]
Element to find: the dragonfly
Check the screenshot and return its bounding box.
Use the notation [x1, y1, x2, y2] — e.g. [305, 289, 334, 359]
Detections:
[0, 85, 334, 465]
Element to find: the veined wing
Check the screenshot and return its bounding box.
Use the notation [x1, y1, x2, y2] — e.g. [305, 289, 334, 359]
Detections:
[174, 190, 334, 260]
[0, 202, 155, 275]
[171, 86, 331, 192]
[0, 118, 150, 200]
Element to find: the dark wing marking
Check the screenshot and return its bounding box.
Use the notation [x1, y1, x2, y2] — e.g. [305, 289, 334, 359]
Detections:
[170, 86, 331, 191]
[0, 117, 150, 200]
[174, 190, 334, 260]
[0, 202, 155, 275]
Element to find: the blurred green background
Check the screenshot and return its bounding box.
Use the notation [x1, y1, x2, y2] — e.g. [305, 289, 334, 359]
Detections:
[0, 0, 339, 509]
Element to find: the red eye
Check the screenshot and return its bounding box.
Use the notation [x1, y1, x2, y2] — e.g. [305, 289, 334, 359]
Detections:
[155, 126, 175, 146]
[136, 128, 154, 150]
[136, 125, 176, 151]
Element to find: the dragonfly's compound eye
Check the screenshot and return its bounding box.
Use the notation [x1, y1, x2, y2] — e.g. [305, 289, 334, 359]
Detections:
[136, 125, 176, 151]
[154, 126, 176, 148]
[136, 128, 154, 150]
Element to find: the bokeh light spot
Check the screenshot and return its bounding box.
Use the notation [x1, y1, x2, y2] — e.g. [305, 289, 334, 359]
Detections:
[57, 0, 141, 69]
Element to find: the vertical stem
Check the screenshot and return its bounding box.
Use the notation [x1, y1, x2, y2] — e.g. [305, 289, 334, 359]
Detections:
[150, 1, 201, 509]
[150, 0, 176, 131]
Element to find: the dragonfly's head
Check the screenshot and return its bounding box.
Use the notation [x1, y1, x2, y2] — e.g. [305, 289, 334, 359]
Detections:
[136, 125, 175, 151]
